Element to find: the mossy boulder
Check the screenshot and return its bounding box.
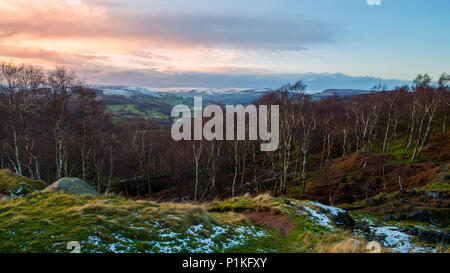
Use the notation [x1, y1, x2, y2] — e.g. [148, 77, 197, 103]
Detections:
[332, 211, 355, 228]
[43, 177, 98, 195]
[405, 209, 433, 223]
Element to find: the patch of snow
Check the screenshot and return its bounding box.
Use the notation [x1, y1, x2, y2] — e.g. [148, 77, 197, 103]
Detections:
[167, 214, 181, 220]
[8, 187, 25, 197]
[129, 224, 146, 230]
[302, 206, 334, 229]
[87, 235, 102, 246]
[107, 233, 135, 253]
[279, 199, 341, 230]
[308, 201, 345, 216]
[89, 85, 161, 97]
[80, 221, 268, 253]
[371, 226, 413, 252]
[354, 215, 434, 253]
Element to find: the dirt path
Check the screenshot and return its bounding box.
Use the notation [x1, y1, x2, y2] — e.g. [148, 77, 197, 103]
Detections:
[244, 212, 293, 236]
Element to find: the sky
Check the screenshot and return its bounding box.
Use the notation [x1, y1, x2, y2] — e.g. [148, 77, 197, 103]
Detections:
[0, 0, 449, 89]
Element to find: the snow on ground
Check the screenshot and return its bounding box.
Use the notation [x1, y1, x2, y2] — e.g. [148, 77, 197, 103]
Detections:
[8, 187, 25, 198]
[80, 221, 268, 253]
[281, 199, 436, 253]
[354, 215, 434, 253]
[149, 223, 267, 253]
[281, 199, 340, 230]
[308, 201, 346, 217]
[370, 226, 414, 252]
[302, 206, 334, 229]
[89, 85, 161, 97]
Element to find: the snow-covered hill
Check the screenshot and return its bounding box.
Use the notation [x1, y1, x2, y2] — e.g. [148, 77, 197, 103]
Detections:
[89, 85, 162, 97]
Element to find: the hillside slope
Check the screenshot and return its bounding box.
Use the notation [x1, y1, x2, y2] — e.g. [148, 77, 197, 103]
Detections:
[0, 192, 354, 253]
[0, 187, 446, 253]
[0, 133, 448, 253]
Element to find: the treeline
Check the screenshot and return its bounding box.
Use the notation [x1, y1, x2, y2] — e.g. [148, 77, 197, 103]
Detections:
[0, 62, 448, 201]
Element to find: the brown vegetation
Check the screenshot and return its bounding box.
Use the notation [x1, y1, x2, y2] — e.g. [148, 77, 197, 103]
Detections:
[0, 62, 448, 206]
[244, 212, 293, 236]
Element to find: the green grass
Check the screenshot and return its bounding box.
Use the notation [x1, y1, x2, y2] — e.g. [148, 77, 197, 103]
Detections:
[0, 169, 46, 196]
[0, 190, 375, 253]
[0, 192, 258, 253]
[207, 194, 283, 214]
[160, 93, 193, 106]
[105, 93, 193, 122]
[146, 109, 168, 119]
[227, 217, 351, 253]
[420, 173, 450, 193]
[339, 192, 397, 210]
[223, 197, 367, 253]
[107, 104, 140, 113]
[376, 138, 430, 164]
[208, 195, 373, 253]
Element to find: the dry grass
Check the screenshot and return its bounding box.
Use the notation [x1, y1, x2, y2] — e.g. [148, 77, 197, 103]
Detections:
[0, 169, 46, 195]
[206, 193, 284, 214]
[317, 237, 369, 253]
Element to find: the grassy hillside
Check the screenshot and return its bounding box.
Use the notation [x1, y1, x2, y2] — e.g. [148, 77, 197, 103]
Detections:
[0, 131, 448, 254]
[103, 93, 193, 122]
[0, 188, 382, 253]
[0, 169, 46, 197]
[286, 133, 450, 205]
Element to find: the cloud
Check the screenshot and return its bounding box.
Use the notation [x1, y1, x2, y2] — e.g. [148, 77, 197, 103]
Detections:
[367, 0, 382, 6]
[80, 67, 408, 90]
[130, 50, 172, 62]
[67, 0, 81, 5]
[0, 0, 346, 89]
[120, 14, 335, 50]
[0, 45, 110, 66]
[0, 0, 336, 51]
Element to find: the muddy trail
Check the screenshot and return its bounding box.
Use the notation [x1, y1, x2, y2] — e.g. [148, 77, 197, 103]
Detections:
[244, 212, 293, 236]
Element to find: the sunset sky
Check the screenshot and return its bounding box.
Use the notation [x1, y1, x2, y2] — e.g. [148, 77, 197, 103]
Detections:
[0, 0, 449, 88]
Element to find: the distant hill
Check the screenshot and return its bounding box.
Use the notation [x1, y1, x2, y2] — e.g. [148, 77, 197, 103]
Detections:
[165, 88, 272, 104]
[313, 89, 371, 99]
[90, 85, 192, 123]
[92, 72, 410, 91]
[91, 85, 389, 122]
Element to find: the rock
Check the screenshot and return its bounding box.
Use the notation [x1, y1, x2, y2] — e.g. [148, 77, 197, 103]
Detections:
[354, 223, 370, 233]
[43, 177, 98, 195]
[0, 192, 12, 201]
[332, 211, 355, 228]
[407, 229, 450, 244]
[405, 210, 433, 223]
[394, 212, 406, 221]
[436, 173, 450, 180]
[405, 228, 419, 235]
[383, 212, 394, 221]
[0, 194, 10, 201]
[424, 191, 440, 199]
[282, 198, 293, 206]
[383, 210, 396, 221]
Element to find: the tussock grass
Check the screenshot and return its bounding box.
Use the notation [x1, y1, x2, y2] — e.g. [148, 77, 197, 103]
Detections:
[207, 193, 284, 214]
[0, 169, 46, 196]
[1, 190, 382, 253]
[317, 237, 376, 253]
[207, 194, 375, 253]
[0, 191, 260, 253]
